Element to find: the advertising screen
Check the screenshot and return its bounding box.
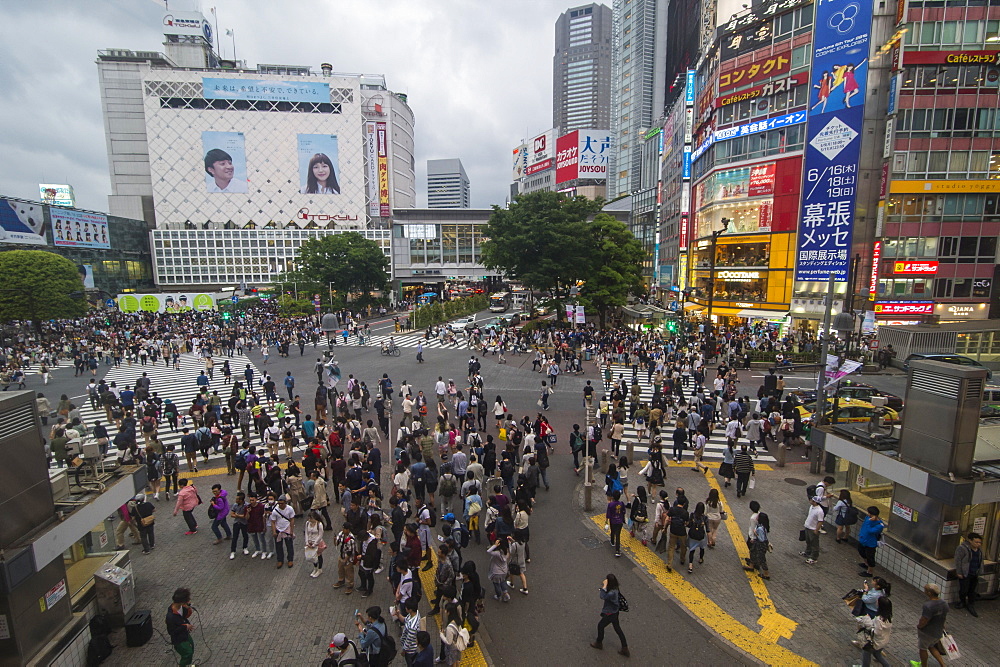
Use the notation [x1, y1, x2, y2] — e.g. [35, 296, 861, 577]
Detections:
[39, 184, 75, 208]
[52, 208, 110, 248]
[297, 134, 341, 195]
[202, 131, 247, 193]
[203, 78, 329, 103]
[0, 198, 46, 245]
[118, 293, 217, 313]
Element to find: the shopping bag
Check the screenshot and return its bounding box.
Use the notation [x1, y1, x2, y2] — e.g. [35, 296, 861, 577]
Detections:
[941, 631, 961, 660]
[748, 477, 756, 490]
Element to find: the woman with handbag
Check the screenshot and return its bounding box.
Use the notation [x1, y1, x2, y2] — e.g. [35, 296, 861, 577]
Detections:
[705, 488, 726, 549]
[304, 510, 327, 578]
[853, 596, 893, 666]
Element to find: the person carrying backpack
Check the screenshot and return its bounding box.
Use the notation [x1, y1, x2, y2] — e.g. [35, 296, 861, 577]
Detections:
[355, 606, 395, 667]
[833, 489, 858, 543]
[358, 529, 381, 597]
[439, 466, 458, 515]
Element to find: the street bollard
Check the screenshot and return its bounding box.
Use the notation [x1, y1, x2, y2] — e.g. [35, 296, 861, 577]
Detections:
[584, 481, 592, 511]
[626, 439, 634, 466]
[777, 443, 786, 468]
[600, 448, 609, 472]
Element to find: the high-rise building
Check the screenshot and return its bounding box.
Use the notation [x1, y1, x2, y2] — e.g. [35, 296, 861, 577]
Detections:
[94, 9, 414, 288]
[427, 159, 470, 208]
[553, 4, 613, 133]
[608, 0, 667, 199]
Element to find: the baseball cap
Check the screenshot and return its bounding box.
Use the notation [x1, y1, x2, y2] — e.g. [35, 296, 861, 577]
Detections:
[278, 494, 288, 502]
[134, 493, 146, 502]
[443, 513, 456, 522]
[329, 632, 347, 649]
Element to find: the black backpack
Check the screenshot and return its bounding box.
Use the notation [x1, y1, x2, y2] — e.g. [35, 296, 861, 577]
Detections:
[805, 483, 818, 501]
[592, 423, 603, 442]
[369, 624, 397, 667]
[843, 504, 860, 526]
[408, 568, 423, 604]
[456, 522, 471, 548]
[618, 590, 630, 613]
[362, 537, 382, 569]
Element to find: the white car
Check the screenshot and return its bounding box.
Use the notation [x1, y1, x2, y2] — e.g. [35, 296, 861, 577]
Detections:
[446, 316, 476, 333]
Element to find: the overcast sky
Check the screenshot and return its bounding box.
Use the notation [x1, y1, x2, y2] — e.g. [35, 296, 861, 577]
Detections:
[0, 0, 575, 212]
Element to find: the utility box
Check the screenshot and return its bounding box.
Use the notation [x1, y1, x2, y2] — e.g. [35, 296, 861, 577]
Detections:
[93, 565, 136, 626]
[898, 360, 987, 477]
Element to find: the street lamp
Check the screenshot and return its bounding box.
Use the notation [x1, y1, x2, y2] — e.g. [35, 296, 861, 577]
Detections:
[705, 217, 730, 336]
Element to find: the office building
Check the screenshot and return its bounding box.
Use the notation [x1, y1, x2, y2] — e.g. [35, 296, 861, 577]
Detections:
[876, 2, 1000, 324]
[607, 0, 666, 199]
[95, 9, 413, 288]
[426, 159, 471, 208]
[553, 4, 613, 133]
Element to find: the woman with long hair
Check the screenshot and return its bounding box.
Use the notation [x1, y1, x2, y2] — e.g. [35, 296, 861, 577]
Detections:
[705, 488, 725, 549]
[854, 596, 892, 667]
[833, 489, 854, 543]
[304, 153, 340, 194]
[742, 501, 770, 579]
[687, 501, 709, 573]
[590, 573, 629, 657]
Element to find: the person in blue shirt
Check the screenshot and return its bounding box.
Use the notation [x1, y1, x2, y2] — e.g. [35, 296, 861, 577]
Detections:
[119, 385, 135, 416]
[284, 372, 295, 401]
[301, 415, 316, 441]
[196, 372, 209, 389]
[857, 506, 886, 578]
[355, 606, 386, 661]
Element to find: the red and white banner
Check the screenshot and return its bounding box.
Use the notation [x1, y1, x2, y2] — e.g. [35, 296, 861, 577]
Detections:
[874, 302, 934, 315]
[748, 163, 776, 197]
[376, 122, 390, 217]
[555, 131, 579, 184]
[869, 241, 881, 299]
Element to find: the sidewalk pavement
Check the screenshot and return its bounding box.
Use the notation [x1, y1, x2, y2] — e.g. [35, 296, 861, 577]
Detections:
[583, 453, 994, 666]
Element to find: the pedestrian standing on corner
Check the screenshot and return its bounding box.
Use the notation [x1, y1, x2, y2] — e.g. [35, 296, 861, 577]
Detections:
[857, 506, 885, 579]
[954, 531, 983, 617]
[589, 574, 629, 657]
[743, 501, 770, 579]
[802, 495, 823, 564]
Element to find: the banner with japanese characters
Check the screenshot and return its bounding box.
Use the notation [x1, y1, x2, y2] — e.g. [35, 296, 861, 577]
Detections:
[795, 0, 873, 282]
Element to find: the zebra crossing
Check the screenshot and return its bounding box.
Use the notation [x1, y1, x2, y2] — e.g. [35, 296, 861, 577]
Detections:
[327, 332, 470, 349]
[74, 354, 266, 467]
[600, 362, 776, 463]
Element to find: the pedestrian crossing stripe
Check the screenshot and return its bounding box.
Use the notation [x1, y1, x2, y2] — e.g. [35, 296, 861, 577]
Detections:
[73, 353, 268, 468]
[326, 333, 468, 349]
[597, 363, 776, 463]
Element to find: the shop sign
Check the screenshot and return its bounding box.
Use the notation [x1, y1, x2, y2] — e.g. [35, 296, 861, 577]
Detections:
[973, 278, 992, 297]
[892, 261, 938, 274]
[869, 241, 881, 299]
[903, 50, 1000, 65]
[942, 521, 960, 535]
[722, 0, 810, 32]
[891, 500, 914, 521]
[719, 52, 791, 91]
[874, 301, 933, 315]
[716, 270, 760, 281]
[935, 303, 990, 320]
[890, 180, 1000, 194]
[758, 200, 773, 232]
[722, 21, 774, 59]
[714, 72, 808, 108]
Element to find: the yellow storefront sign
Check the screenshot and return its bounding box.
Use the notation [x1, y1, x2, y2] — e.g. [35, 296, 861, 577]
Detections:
[889, 179, 1000, 194]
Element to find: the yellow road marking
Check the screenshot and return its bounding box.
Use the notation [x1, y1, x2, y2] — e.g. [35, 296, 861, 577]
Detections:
[418, 552, 488, 666]
[704, 474, 798, 642]
[589, 515, 815, 666]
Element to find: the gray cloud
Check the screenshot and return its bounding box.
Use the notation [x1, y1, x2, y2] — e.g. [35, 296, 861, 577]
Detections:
[0, 0, 568, 212]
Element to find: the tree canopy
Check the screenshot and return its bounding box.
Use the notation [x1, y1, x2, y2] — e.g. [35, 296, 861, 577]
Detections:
[480, 190, 604, 299]
[285, 232, 390, 300]
[480, 191, 644, 323]
[0, 250, 86, 330]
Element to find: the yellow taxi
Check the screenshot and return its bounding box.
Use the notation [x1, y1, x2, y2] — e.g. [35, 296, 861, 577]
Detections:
[796, 398, 900, 425]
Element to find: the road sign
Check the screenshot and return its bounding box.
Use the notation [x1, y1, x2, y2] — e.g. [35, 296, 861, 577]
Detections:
[105, 299, 115, 308]
[231, 296, 239, 304]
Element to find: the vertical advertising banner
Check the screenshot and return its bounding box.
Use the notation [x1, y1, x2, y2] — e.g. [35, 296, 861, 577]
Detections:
[376, 122, 390, 217]
[577, 131, 613, 178]
[202, 131, 247, 193]
[365, 123, 380, 217]
[512, 143, 528, 181]
[52, 209, 110, 248]
[0, 198, 46, 245]
[297, 134, 341, 194]
[795, 0, 873, 282]
[555, 130, 579, 184]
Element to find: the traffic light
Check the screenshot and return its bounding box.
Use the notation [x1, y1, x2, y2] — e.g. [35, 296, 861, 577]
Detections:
[222, 311, 231, 320]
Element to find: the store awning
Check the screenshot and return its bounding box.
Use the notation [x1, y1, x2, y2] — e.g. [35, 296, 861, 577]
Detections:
[622, 304, 669, 319]
[739, 308, 789, 320]
[684, 303, 705, 312]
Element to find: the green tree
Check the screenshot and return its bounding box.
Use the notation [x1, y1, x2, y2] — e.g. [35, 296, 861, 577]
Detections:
[577, 214, 645, 328]
[480, 190, 604, 318]
[0, 250, 86, 333]
[292, 233, 390, 302]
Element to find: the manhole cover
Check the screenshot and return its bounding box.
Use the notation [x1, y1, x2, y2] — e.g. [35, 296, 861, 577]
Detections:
[580, 536, 604, 550]
[785, 478, 808, 486]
